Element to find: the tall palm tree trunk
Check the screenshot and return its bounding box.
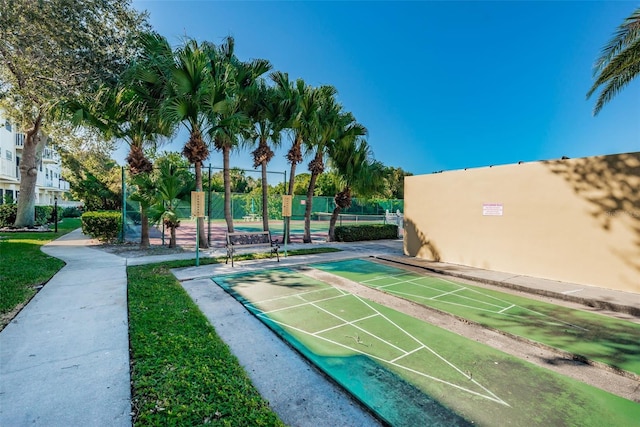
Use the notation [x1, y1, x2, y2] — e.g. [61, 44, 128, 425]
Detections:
[261, 161, 269, 231]
[328, 187, 351, 242]
[303, 151, 324, 243]
[140, 206, 150, 248]
[327, 206, 342, 242]
[284, 135, 303, 244]
[222, 145, 234, 233]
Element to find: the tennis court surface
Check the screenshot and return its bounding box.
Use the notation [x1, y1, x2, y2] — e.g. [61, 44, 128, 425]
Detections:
[212, 261, 640, 427]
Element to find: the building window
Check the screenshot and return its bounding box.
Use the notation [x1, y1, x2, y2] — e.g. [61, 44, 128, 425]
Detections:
[4, 120, 11, 132]
[5, 150, 12, 161]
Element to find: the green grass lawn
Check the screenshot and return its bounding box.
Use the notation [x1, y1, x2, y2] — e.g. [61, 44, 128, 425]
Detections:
[0, 218, 80, 321]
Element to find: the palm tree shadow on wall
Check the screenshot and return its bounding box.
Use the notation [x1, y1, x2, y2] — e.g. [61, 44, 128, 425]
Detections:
[404, 217, 441, 262]
[544, 153, 640, 283]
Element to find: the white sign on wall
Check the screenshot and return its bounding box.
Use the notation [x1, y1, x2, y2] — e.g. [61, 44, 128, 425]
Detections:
[483, 203, 503, 216]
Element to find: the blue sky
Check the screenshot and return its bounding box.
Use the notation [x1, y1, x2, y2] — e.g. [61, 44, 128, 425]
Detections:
[125, 0, 640, 176]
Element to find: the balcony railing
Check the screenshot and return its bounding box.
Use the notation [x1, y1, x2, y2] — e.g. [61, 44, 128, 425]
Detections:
[42, 147, 59, 163]
[15, 133, 25, 147]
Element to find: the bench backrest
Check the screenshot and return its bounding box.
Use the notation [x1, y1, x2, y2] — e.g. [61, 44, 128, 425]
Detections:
[226, 231, 271, 246]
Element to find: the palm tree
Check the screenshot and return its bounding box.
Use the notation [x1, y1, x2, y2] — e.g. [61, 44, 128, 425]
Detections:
[134, 34, 219, 247]
[326, 137, 385, 242]
[301, 85, 340, 243]
[147, 156, 193, 248]
[271, 72, 319, 243]
[246, 80, 283, 232]
[208, 38, 271, 232]
[587, 7, 640, 115]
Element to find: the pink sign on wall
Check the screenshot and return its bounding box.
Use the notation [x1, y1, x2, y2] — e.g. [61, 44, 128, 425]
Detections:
[483, 203, 503, 216]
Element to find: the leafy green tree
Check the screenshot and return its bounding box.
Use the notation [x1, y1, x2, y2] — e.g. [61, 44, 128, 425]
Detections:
[382, 166, 413, 199]
[66, 66, 174, 246]
[61, 150, 121, 212]
[0, 0, 149, 226]
[314, 171, 341, 197]
[587, 7, 640, 115]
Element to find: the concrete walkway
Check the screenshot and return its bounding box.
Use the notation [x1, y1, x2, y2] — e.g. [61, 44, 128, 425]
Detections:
[0, 229, 131, 426]
[1, 231, 638, 426]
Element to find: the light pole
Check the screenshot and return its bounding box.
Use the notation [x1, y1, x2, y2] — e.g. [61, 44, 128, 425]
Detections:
[53, 195, 58, 233]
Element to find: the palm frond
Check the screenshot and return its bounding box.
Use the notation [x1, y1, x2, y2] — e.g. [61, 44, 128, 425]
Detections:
[588, 7, 640, 115]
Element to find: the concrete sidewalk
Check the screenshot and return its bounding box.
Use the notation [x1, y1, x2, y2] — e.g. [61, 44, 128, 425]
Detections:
[0, 229, 131, 426]
[2, 231, 637, 426]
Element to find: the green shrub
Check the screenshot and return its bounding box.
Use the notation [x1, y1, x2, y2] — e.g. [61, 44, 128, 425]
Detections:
[62, 206, 82, 218]
[81, 211, 121, 242]
[0, 204, 17, 227]
[34, 206, 53, 226]
[334, 224, 398, 242]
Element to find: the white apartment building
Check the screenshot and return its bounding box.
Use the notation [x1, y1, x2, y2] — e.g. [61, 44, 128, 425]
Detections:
[0, 113, 69, 205]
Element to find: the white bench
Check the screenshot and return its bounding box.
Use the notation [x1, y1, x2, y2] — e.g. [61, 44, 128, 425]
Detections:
[225, 231, 280, 267]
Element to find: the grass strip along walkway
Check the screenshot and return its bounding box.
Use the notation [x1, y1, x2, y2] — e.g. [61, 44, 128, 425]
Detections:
[127, 262, 286, 426]
[213, 267, 640, 427]
[126, 248, 338, 426]
[314, 259, 640, 377]
[0, 218, 80, 327]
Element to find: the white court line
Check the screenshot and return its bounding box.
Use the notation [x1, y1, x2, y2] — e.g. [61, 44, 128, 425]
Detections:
[256, 311, 509, 406]
[378, 277, 461, 296]
[251, 285, 346, 306]
[307, 299, 411, 355]
[257, 293, 347, 315]
[498, 304, 515, 313]
[431, 287, 465, 300]
[377, 272, 589, 332]
[561, 289, 584, 295]
[313, 313, 379, 335]
[390, 344, 425, 363]
[350, 294, 509, 406]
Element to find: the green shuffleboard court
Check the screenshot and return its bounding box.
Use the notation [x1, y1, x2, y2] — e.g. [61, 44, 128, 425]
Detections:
[212, 267, 640, 427]
[313, 259, 640, 376]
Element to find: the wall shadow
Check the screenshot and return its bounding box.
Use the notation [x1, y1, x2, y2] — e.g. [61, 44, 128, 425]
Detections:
[544, 153, 640, 284]
[404, 217, 441, 261]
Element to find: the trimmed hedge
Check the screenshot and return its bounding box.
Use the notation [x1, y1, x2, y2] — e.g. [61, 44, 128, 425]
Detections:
[81, 211, 121, 242]
[62, 206, 82, 218]
[34, 206, 53, 226]
[0, 204, 17, 227]
[0, 204, 62, 227]
[334, 224, 398, 242]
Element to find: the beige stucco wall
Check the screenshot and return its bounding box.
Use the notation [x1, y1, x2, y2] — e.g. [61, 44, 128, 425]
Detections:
[404, 152, 640, 294]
